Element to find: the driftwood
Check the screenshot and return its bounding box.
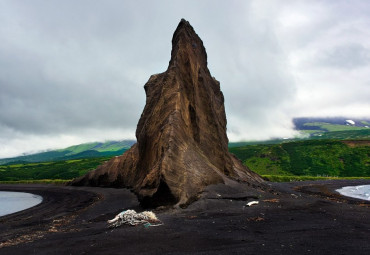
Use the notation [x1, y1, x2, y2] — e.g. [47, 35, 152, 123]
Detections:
[107, 210, 162, 228]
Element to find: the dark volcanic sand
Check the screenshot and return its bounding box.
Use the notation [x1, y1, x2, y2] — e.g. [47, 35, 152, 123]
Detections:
[0, 180, 369, 254]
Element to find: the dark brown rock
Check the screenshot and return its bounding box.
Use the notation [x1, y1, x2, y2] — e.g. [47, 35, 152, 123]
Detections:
[71, 19, 264, 207]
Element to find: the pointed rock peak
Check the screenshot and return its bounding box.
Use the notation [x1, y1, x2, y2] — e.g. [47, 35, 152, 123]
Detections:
[173, 18, 194, 37]
[169, 19, 208, 69]
[71, 20, 264, 208]
[177, 18, 191, 29]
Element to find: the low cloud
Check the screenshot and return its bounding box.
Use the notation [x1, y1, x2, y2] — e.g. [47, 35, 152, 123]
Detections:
[318, 43, 370, 69]
[0, 0, 369, 158]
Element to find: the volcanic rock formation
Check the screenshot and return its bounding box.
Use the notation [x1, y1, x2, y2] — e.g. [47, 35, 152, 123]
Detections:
[72, 19, 264, 207]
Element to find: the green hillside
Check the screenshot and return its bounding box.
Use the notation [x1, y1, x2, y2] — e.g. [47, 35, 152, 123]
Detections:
[229, 140, 370, 177]
[295, 117, 370, 139]
[0, 140, 135, 165]
[0, 157, 111, 181]
[303, 122, 368, 132]
[303, 129, 370, 140]
[59, 140, 131, 154]
[1, 118, 369, 183]
[1, 139, 369, 183]
[2, 117, 369, 166]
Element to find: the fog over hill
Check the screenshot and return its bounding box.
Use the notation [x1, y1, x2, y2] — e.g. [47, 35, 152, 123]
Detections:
[1, 1, 370, 158]
[1, 115, 369, 165]
[293, 117, 370, 130]
[0, 140, 135, 165]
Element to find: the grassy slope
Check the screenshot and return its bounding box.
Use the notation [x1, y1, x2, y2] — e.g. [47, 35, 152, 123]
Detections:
[1, 127, 369, 182]
[229, 140, 370, 177]
[2, 139, 368, 183]
[0, 157, 111, 181]
[1, 121, 368, 165]
[300, 122, 370, 140]
[60, 140, 134, 154]
[309, 129, 370, 139]
[229, 126, 370, 148]
[0, 140, 135, 165]
[303, 122, 368, 132]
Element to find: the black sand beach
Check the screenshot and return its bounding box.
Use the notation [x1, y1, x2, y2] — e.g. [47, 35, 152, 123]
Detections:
[0, 180, 369, 254]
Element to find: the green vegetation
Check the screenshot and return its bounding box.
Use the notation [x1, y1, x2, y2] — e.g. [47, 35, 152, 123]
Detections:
[0, 134, 369, 183]
[303, 122, 368, 132]
[262, 175, 370, 182]
[230, 139, 370, 178]
[229, 129, 370, 147]
[0, 179, 71, 185]
[0, 140, 134, 165]
[229, 139, 292, 147]
[60, 140, 132, 154]
[308, 129, 370, 139]
[0, 157, 111, 181]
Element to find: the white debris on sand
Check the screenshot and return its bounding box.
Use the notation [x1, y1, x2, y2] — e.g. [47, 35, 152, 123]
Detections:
[246, 201, 259, 207]
[107, 210, 163, 228]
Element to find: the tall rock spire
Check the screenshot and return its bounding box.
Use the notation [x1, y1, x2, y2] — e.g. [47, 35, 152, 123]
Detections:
[71, 19, 264, 207]
[169, 19, 208, 69]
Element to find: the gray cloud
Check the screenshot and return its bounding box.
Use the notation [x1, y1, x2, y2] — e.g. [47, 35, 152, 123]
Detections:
[318, 44, 370, 69]
[0, 0, 370, 158]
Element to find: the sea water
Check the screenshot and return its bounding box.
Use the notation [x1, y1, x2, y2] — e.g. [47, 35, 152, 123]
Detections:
[336, 185, 370, 201]
[0, 191, 43, 217]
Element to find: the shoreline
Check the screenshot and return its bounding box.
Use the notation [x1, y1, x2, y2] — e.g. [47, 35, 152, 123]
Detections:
[0, 179, 369, 254]
[0, 191, 43, 217]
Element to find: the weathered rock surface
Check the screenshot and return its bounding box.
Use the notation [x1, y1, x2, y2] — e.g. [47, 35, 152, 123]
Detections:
[71, 19, 264, 207]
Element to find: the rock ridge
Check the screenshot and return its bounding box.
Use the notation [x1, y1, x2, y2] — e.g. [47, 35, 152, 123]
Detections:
[71, 19, 264, 207]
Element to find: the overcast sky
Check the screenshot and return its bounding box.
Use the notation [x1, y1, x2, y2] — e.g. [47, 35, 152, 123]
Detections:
[1, 0, 369, 158]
